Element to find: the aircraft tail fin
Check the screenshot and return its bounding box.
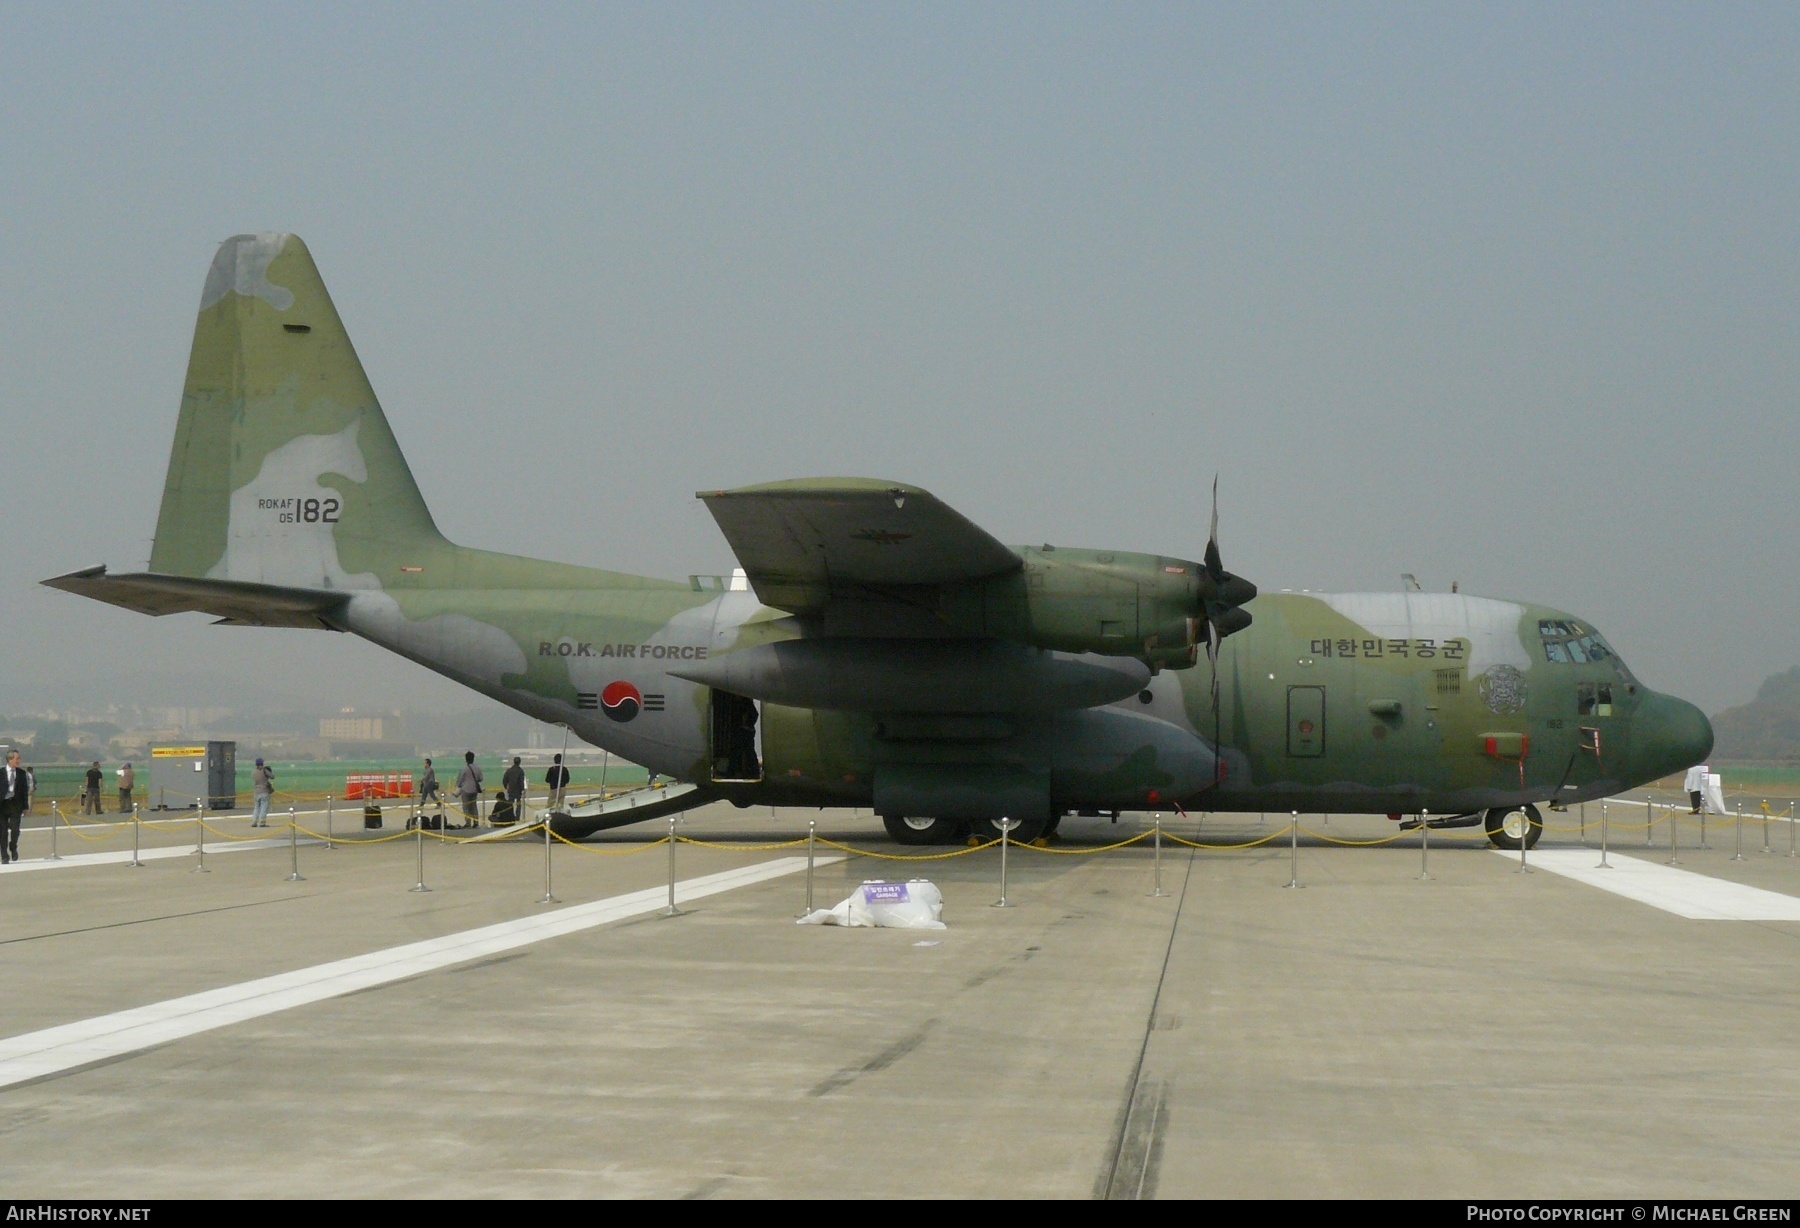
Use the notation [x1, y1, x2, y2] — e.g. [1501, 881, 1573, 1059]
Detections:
[148, 233, 444, 589]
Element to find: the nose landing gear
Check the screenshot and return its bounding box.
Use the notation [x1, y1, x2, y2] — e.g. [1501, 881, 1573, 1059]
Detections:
[1485, 804, 1543, 851]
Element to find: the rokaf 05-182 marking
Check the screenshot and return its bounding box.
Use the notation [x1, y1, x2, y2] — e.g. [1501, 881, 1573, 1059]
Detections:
[258, 496, 340, 524]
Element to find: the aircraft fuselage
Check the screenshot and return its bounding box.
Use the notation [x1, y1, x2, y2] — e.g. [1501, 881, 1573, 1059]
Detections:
[332, 578, 1711, 821]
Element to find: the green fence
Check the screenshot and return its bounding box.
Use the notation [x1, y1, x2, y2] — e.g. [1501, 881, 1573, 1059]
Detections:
[22, 756, 651, 808]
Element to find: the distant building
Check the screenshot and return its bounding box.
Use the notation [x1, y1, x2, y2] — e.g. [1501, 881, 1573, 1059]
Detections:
[320, 714, 403, 742]
[319, 711, 413, 759]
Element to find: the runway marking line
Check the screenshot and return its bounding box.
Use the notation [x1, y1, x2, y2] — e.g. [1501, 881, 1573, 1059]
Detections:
[0, 839, 324, 874]
[1494, 850, 1800, 920]
[0, 855, 837, 1090]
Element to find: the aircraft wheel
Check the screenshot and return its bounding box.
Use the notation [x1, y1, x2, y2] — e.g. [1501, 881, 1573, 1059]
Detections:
[1484, 804, 1543, 851]
[882, 814, 961, 846]
[968, 814, 1049, 844]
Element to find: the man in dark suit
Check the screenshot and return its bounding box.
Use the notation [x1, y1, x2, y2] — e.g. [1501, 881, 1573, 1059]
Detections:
[1, 749, 31, 864]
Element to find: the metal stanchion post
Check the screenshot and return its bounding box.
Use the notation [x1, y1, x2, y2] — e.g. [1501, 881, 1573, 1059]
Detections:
[130, 802, 143, 868]
[1597, 799, 1611, 869]
[663, 816, 682, 916]
[1151, 817, 1166, 897]
[991, 817, 1017, 908]
[48, 801, 63, 861]
[1762, 803, 1772, 855]
[1579, 801, 1586, 847]
[1516, 807, 1532, 874]
[1645, 798, 1653, 848]
[1667, 802, 1678, 864]
[326, 794, 334, 851]
[1419, 807, 1431, 880]
[802, 819, 816, 916]
[1732, 803, 1745, 861]
[193, 798, 209, 872]
[539, 811, 559, 905]
[409, 821, 430, 892]
[286, 805, 305, 881]
[1700, 804, 1709, 849]
[1284, 810, 1300, 889]
[1790, 802, 1797, 859]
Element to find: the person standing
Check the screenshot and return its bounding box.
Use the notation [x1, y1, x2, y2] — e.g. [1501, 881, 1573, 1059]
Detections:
[544, 754, 570, 810]
[2, 749, 31, 864]
[251, 757, 275, 827]
[454, 751, 483, 829]
[418, 757, 442, 814]
[502, 756, 526, 814]
[1683, 762, 1708, 814]
[83, 761, 104, 816]
[117, 761, 135, 813]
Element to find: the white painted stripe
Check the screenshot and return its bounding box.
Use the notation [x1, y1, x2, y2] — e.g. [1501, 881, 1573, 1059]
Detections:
[0, 855, 837, 1088]
[1493, 850, 1800, 920]
[0, 838, 322, 874]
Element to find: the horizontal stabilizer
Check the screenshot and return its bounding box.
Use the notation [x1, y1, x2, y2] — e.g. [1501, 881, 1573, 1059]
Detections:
[40, 566, 347, 630]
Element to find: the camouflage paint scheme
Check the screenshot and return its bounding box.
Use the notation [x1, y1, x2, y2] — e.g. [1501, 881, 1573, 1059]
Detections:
[46, 235, 1713, 839]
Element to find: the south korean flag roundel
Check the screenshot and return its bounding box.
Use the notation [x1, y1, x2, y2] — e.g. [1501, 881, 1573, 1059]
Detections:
[600, 680, 642, 722]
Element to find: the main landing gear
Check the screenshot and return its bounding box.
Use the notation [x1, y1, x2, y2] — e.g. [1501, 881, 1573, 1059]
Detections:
[881, 815, 964, 846]
[881, 813, 1061, 846]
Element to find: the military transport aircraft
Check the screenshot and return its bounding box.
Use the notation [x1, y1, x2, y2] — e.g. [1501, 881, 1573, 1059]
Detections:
[45, 235, 1713, 848]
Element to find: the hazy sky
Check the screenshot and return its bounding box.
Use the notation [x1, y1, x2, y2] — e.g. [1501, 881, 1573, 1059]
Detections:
[2, 3, 1795, 718]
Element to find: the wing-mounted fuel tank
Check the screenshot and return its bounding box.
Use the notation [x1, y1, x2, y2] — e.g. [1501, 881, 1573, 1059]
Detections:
[672, 637, 1151, 713]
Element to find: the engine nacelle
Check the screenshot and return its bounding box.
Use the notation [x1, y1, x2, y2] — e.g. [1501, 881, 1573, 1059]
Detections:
[935, 545, 1207, 669]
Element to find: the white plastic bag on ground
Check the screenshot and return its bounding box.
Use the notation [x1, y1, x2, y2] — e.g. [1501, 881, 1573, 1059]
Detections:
[797, 880, 946, 929]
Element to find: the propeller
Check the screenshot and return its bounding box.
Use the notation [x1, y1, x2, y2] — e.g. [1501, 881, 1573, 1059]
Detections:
[1199, 477, 1257, 658]
[1197, 477, 1257, 787]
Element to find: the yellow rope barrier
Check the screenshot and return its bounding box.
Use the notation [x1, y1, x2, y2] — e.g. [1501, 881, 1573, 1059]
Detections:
[817, 837, 1000, 861]
[53, 814, 127, 843]
[1162, 828, 1290, 850]
[294, 822, 416, 845]
[1013, 831, 1154, 855]
[675, 836, 811, 852]
[550, 831, 673, 856]
[42, 784, 1793, 889]
[1303, 827, 1420, 847]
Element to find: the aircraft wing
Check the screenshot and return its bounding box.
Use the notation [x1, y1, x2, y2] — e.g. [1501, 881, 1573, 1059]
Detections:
[41, 566, 348, 630]
[698, 479, 1022, 615]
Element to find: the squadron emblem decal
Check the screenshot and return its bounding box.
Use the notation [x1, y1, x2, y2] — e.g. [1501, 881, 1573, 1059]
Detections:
[1478, 665, 1527, 714]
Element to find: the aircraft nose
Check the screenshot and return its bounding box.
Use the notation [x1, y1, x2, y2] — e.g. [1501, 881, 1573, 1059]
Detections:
[1634, 690, 1714, 781]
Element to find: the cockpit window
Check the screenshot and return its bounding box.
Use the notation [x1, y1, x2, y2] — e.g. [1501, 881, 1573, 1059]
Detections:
[1539, 619, 1617, 665]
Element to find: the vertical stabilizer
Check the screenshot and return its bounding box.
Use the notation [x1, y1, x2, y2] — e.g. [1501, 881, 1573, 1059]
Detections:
[149, 233, 443, 589]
